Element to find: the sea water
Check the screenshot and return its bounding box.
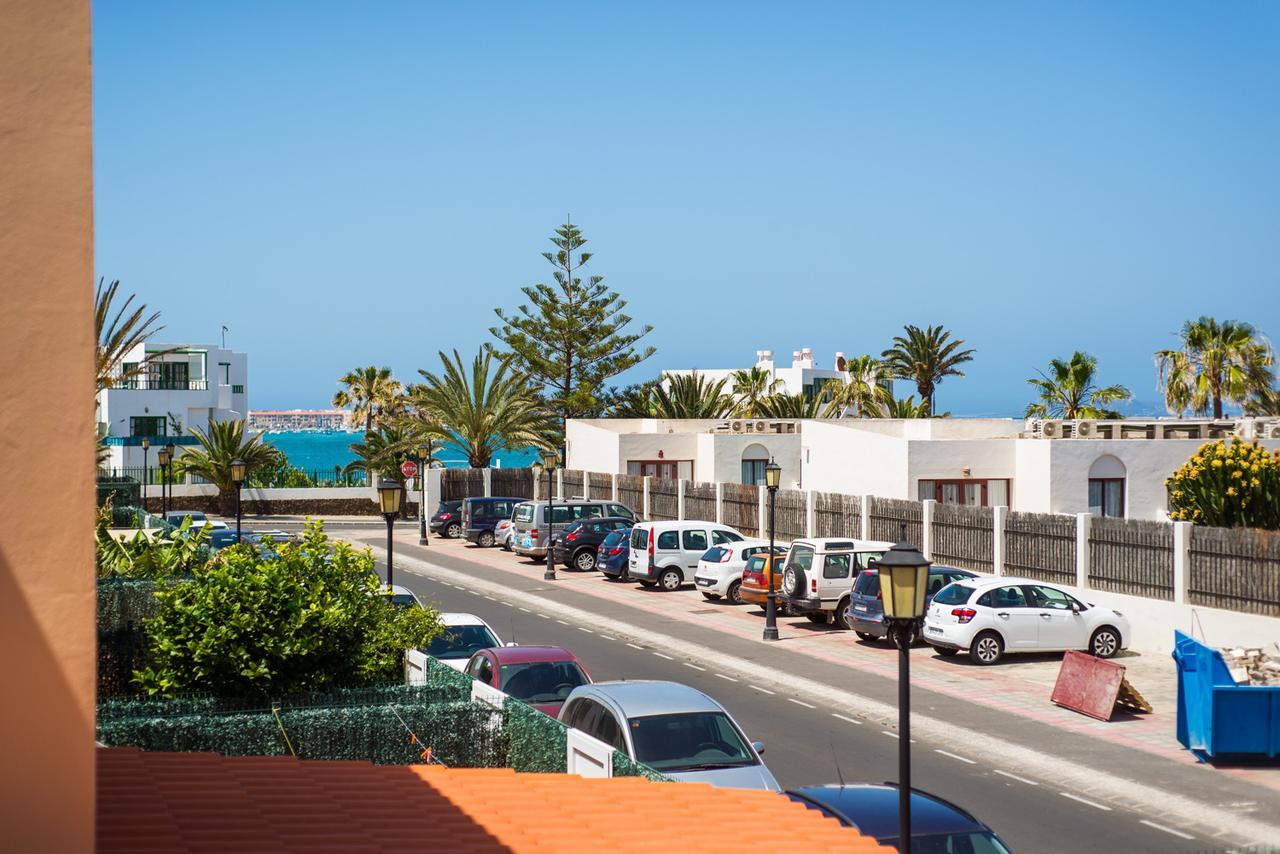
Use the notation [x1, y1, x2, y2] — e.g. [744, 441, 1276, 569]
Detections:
[263, 431, 537, 473]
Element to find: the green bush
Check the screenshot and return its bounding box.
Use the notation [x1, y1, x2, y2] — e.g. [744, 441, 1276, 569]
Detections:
[1168, 438, 1280, 529]
[110, 504, 145, 528]
[97, 518, 212, 579]
[133, 521, 443, 697]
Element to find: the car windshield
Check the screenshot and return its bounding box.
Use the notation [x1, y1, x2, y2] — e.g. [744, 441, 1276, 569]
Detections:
[600, 531, 625, 548]
[853, 570, 879, 596]
[563, 521, 585, 534]
[630, 528, 649, 549]
[744, 555, 766, 574]
[513, 504, 534, 523]
[498, 661, 589, 703]
[427, 624, 500, 659]
[627, 712, 757, 772]
[933, 584, 974, 607]
[883, 831, 1012, 854]
[386, 593, 419, 609]
[702, 547, 729, 562]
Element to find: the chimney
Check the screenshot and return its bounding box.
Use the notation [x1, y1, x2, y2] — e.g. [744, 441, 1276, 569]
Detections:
[756, 349, 774, 368]
[792, 350, 803, 368]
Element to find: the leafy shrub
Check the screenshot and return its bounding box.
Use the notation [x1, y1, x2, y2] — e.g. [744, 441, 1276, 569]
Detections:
[1168, 438, 1280, 529]
[133, 521, 442, 697]
[97, 517, 213, 579]
[110, 504, 145, 528]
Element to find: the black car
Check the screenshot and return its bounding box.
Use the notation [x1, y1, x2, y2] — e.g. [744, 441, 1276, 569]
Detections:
[845, 565, 978, 642]
[430, 500, 464, 538]
[786, 783, 1012, 852]
[551, 517, 634, 572]
[461, 496, 524, 547]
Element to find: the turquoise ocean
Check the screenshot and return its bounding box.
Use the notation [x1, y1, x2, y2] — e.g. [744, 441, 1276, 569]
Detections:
[264, 432, 537, 473]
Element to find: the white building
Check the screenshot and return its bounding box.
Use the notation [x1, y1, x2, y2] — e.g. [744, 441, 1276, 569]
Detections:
[566, 416, 1280, 521]
[248, 409, 350, 432]
[664, 347, 878, 403]
[97, 342, 248, 472]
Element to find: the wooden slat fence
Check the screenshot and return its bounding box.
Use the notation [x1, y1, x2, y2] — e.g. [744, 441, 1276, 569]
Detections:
[561, 470, 585, 499]
[868, 497, 922, 545]
[440, 468, 485, 501]
[1088, 517, 1173, 600]
[490, 468, 533, 499]
[722, 483, 760, 537]
[1188, 527, 1280, 616]
[684, 482, 717, 522]
[772, 488, 807, 542]
[1004, 511, 1075, 585]
[616, 474, 644, 516]
[813, 492, 861, 539]
[588, 471, 613, 500]
[649, 478, 679, 521]
[930, 504, 995, 573]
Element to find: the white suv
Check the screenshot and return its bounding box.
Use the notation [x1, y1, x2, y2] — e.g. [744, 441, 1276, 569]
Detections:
[923, 577, 1131, 665]
[628, 521, 745, 591]
[779, 538, 893, 626]
[693, 539, 784, 605]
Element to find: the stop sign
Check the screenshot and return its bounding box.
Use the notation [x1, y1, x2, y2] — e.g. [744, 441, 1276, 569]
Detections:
[400, 460, 419, 478]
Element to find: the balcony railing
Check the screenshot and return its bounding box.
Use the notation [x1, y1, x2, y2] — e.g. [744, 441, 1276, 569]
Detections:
[101, 436, 200, 447]
[105, 375, 209, 391]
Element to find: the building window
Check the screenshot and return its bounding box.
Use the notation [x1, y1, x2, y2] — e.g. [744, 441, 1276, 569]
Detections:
[219, 362, 231, 385]
[740, 442, 770, 485]
[627, 460, 690, 480]
[917, 478, 1010, 507]
[1089, 479, 1125, 518]
[130, 416, 167, 437]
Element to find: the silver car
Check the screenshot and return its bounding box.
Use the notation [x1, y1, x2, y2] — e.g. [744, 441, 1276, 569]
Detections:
[558, 680, 779, 790]
[510, 499, 636, 559]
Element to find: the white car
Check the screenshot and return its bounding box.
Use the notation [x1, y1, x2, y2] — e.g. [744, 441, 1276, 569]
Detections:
[693, 539, 784, 605]
[495, 518, 515, 551]
[923, 577, 1130, 665]
[424, 613, 506, 671]
[627, 521, 746, 591]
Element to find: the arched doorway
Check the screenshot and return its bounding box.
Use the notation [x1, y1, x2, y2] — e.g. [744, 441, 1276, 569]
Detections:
[741, 443, 770, 485]
[1088, 455, 1126, 517]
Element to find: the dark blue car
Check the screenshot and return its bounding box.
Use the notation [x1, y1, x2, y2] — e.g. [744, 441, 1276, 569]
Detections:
[844, 565, 977, 641]
[786, 783, 1012, 852]
[594, 529, 631, 580]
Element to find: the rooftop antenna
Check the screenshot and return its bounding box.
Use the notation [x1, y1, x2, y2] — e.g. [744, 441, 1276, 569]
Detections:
[221, 325, 229, 348]
[829, 739, 846, 787]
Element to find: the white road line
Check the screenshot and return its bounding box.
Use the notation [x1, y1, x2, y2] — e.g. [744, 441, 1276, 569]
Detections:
[831, 713, 862, 725]
[537, 613, 550, 619]
[598, 635, 616, 641]
[749, 685, 776, 695]
[626, 643, 644, 650]
[715, 674, 739, 682]
[577, 627, 594, 634]
[881, 730, 900, 739]
[934, 749, 976, 765]
[682, 663, 707, 672]
[556, 620, 570, 626]
[501, 601, 515, 607]
[483, 595, 497, 601]
[787, 698, 816, 709]
[519, 608, 531, 613]
[653, 652, 674, 660]
[993, 770, 1039, 786]
[1060, 792, 1112, 811]
[1139, 820, 1195, 841]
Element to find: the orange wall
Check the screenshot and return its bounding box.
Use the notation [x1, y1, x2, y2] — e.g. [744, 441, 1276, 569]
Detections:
[0, 0, 96, 850]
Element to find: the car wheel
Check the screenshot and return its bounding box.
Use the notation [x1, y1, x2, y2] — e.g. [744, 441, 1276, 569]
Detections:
[1090, 626, 1121, 659]
[574, 550, 597, 572]
[446, 522, 461, 539]
[502, 536, 512, 552]
[726, 580, 742, 605]
[805, 613, 829, 625]
[781, 566, 805, 597]
[855, 631, 877, 642]
[658, 568, 682, 592]
[477, 530, 495, 548]
[933, 646, 959, 658]
[835, 596, 851, 630]
[701, 591, 720, 601]
[969, 631, 1004, 665]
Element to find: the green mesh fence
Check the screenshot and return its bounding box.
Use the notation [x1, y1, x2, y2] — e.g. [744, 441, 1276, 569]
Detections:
[98, 578, 162, 632]
[98, 579, 163, 699]
[612, 750, 672, 781]
[503, 698, 568, 772]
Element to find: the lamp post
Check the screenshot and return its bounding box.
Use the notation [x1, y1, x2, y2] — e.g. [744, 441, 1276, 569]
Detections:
[762, 458, 782, 642]
[378, 479, 402, 589]
[156, 445, 171, 517]
[540, 448, 559, 581]
[165, 443, 176, 516]
[871, 536, 931, 854]
[418, 440, 432, 546]
[230, 458, 246, 544]
[140, 437, 151, 512]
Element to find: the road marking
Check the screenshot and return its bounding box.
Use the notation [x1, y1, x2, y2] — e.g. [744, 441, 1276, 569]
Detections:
[1139, 820, 1195, 841]
[749, 685, 776, 695]
[626, 643, 644, 650]
[556, 620, 570, 626]
[598, 635, 616, 641]
[1060, 792, 1112, 811]
[483, 595, 497, 601]
[537, 613, 550, 619]
[519, 608, 531, 613]
[501, 601, 515, 607]
[787, 698, 816, 709]
[831, 713, 862, 725]
[682, 663, 707, 672]
[577, 627, 594, 634]
[715, 674, 739, 682]
[653, 652, 674, 660]
[934, 749, 976, 765]
[993, 770, 1038, 786]
[881, 730, 900, 739]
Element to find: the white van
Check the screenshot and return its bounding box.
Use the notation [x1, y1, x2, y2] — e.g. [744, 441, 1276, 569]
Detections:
[628, 520, 745, 591]
[779, 537, 893, 625]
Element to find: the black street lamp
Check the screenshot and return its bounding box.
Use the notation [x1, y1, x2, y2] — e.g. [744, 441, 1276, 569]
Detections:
[418, 440, 432, 546]
[156, 445, 172, 517]
[230, 457, 246, 544]
[536, 448, 559, 581]
[140, 437, 151, 512]
[378, 478, 403, 589]
[871, 536, 931, 854]
[762, 458, 782, 642]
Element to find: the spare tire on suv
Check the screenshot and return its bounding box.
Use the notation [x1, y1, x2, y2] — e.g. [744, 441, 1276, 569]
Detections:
[781, 565, 806, 597]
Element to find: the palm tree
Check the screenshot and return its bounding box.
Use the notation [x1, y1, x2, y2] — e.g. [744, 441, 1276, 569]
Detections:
[408, 349, 557, 468]
[756, 391, 825, 419]
[823, 354, 893, 418]
[95, 278, 170, 392]
[729, 367, 782, 417]
[1025, 352, 1131, 419]
[881, 324, 976, 415]
[176, 420, 283, 514]
[607, 381, 659, 418]
[345, 423, 415, 486]
[649, 373, 735, 419]
[332, 366, 403, 432]
[1245, 380, 1280, 416]
[1156, 317, 1274, 418]
[883, 395, 932, 419]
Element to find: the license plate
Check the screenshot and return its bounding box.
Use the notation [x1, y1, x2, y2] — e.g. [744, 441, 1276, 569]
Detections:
[927, 626, 942, 634]
[696, 578, 714, 587]
[853, 604, 868, 612]
[596, 559, 605, 568]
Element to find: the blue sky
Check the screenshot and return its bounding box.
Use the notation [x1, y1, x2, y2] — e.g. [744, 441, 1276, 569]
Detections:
[93, 1, 1280, 415]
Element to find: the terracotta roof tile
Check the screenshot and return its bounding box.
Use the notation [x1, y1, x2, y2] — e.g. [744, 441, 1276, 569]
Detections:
[97, 748, 890, 853]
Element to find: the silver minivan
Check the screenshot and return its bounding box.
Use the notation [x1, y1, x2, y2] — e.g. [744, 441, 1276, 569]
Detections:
[511, 499, 636, 559]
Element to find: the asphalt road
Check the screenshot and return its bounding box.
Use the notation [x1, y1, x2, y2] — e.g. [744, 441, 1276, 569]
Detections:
[362, 539, 1214, 854]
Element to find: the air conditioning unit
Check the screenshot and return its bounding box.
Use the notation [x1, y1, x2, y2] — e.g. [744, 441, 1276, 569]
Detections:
[730, 419, 745, 433]
[1076, 420, 1099, 439]
[1266, 422, 1280, 440]
[1041, 420, 1062, 439]
[754, 420, 769, 433]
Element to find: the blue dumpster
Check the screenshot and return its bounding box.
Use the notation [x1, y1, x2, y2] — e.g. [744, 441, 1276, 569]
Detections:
[1172, 630, 1280, 760]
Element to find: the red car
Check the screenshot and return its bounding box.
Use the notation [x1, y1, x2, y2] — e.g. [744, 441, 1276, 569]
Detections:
[463, 644, 592, 717]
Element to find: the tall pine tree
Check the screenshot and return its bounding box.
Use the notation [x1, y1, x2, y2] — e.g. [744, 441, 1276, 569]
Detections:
[490, 221, 655, 443]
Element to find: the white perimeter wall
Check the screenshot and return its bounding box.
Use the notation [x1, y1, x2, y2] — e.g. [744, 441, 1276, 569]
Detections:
[696, 433, 802, 487]
[566, 421, 623, 474]
[801, 421, 910, 496]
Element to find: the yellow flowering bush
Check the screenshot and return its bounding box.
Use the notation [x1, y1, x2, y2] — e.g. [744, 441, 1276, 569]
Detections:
[1167, 438, 1280, 529]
